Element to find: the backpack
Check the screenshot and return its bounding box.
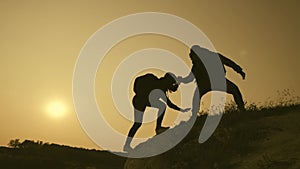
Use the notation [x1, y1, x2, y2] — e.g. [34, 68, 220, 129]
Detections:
[133, 73, 158, 95]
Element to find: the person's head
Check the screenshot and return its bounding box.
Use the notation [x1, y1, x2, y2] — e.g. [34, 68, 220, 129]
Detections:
[161, 72, 179, 92]
[189, 45, 210, 64]
[189, 45, 202, 62]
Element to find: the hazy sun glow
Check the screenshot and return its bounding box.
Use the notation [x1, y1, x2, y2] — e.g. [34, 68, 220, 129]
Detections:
[47, 101, 67, 118]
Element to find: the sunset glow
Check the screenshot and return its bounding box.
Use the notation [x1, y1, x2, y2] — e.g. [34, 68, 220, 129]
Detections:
[46, 101, 67, 118]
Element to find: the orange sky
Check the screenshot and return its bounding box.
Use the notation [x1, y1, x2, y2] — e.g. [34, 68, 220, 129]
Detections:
[0, 0, 299, 149]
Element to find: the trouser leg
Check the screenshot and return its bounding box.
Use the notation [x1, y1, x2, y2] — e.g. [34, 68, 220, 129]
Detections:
[148, 89, 168, 133]
[156, 104, 166, 130]
[124, 108, 144, 150]
[193, 86, 208, 116]
[226, 79, 245, 111]
[127, 122, 142, 138]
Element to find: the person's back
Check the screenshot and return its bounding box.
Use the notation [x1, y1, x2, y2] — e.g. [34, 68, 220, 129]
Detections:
[180, 45, 246, 111]
[190, 45, 245, 81]
[133, 73, 159, 97]
[190, 48, 210, 82]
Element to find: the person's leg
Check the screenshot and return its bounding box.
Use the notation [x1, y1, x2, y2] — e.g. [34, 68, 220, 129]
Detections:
[148, 89, 168, 134]
[124, 109, 144, 151]
[127, 121, 142, 138]
[193, 86, 208, 116]
[226, 79, 245, 111]
[155, 102, 167, 133]
[124, 96, 146, 151]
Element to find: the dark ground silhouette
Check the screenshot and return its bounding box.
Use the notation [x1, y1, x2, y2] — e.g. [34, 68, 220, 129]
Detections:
[0, 141, 126, 169]
[1, 102, 299, 169]
[124, 103, 300, 169]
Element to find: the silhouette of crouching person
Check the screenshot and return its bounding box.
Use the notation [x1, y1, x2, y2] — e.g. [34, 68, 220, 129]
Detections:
[124, 72, 190, 152]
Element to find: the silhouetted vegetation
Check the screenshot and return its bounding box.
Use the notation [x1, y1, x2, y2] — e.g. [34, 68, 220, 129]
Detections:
[1, 91, 299, 169]
[125, 92, 300, 169]
[1, 139, 125, 169]
[162, 104, 300, 169]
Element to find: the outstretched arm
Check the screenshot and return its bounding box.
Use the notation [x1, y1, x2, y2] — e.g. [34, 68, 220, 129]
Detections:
[178, 72, 195, 84]
[166, 97, 190, 112]
[218, 53, 246, 79]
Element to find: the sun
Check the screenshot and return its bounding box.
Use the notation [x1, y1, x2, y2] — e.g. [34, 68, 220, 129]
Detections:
[46, 101, 67, 118]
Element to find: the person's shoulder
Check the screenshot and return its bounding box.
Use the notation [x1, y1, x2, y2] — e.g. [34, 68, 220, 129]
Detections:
[136, 73, 159, 81]
[144, 73, 158, 78]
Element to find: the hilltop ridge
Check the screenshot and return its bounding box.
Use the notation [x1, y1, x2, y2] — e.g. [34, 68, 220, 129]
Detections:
[124, 104, 300, 169]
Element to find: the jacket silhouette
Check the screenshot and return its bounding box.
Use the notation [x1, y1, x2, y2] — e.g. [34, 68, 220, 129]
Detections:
[179, 45, 246, 111]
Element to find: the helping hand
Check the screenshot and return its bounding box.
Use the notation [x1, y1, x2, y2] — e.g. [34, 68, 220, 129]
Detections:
[177, 76, 183, 83]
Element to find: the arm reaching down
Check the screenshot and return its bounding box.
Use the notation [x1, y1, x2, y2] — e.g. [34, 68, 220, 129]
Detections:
[218, 53, 246, 79]
[166, 97, 180, 111]
[166, 97, 191, 112]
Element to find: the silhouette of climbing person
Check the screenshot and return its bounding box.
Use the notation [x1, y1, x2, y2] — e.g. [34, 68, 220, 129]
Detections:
[124, 72, 190, 152]
[178, 45, 246, 111]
